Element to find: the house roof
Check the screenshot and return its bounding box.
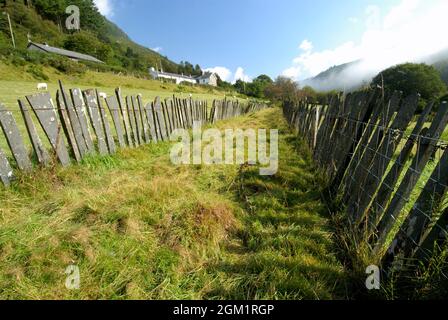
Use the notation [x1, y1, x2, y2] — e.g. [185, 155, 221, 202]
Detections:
[27, 42, 103, 64]
[150, 69, 217, 82]
[196, 72, 215, 80]
[152, 70, 197, 81]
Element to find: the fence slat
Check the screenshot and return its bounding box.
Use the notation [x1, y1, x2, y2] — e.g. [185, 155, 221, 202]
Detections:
[137, 95, 150, 144]
[154, 97, 168, 141]
[0, 102, 33, 171]
[98, 94, 117, 154]
[132, 96, 144, 145]
[18, 99, 50, 166]
[26, 93, 71, 167]
[373, 102, 448, 253]
[59, 81, 88, 158]
[126, 96, 139, 147]
[71, 88, 95, 154]
[0, 147, 13, 186]
[364, 102, 434, 232]
[116, 88, 133, 148]
[83, 90, 109, 156]
[56, 91, 82, 163]
[382, 147, 448, 271]
[105, 95, 126, 148]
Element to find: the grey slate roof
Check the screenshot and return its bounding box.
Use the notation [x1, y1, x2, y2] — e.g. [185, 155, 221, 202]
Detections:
[196, 72, 214, 80]
[153, 70, 197, 81]
[27, 42, 103, 63]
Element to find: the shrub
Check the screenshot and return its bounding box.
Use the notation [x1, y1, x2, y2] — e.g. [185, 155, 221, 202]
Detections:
[26, 65, 49, 81]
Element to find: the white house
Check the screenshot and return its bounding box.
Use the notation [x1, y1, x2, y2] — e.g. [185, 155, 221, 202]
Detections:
[149, 67, 197, 85]
[149, 68, 218, 87]
[196, 72, 218, 87]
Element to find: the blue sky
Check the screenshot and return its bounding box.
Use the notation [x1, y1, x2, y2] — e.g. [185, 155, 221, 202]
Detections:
[94, 0, 448, 82]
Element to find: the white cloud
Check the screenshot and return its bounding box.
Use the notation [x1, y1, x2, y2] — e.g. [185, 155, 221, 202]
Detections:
[152, 47, 163, 53]
[204, 66, 252, 84]
[348, 17, 359, 24]
[233, 67, 251, 83]
[204, 67, 233, 82]
[94, 0, 114, 18]
[299, 40, 313, 52]
[282, 0, 448, 82]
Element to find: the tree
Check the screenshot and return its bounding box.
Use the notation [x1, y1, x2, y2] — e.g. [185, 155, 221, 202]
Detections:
[63, 31, 111, 62]
[299, 86, 318, 103]
[264, 76, 299, 102]
[234, 79, 246, 94]
[372, 63, 447, 102]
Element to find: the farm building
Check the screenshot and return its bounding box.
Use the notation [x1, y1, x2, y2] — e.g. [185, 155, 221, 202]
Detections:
[196, 72, 218, 86]
[149, 67, 218, 86]
[149, 68, 197, 85]
[27, 42, 103, 64]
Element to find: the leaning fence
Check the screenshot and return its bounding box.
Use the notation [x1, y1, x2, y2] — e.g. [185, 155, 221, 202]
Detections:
[0, 80, 267, 187]
[283, 90, 448, 281]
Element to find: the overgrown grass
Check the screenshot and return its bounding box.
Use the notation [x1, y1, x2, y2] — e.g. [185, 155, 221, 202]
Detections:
[0, 108, 349, 300]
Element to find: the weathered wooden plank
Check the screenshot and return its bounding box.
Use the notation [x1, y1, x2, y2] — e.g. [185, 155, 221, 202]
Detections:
[172, 96, 181, 129]
[0, 103, 33, 171]
[382, 147, 448, 272]
[373, 102, 448, 253]
[413, 206, 448, 262]
[58, 81, 88, 158]
[98, 93, 116, 154]
[116, 88, 133, 147]
[169, 100, 176, 131]
[154, 97, 168, 141]
[105, 95, 126, 148]
[161, 100, 172, 136]
[26, 93, 71, 167]
[71, 88, 95, 154]
[56, 91, 82, 163]
[0, 147, 13, 186]
[347, 92, 412, 221]
[132, 96, 144, 145]
[180, 99, 188, 129]
[126, 96, 139, 147]
[83, 89, 109, 156]
[333, 92, 380, 184]
[339, 92, 383, 198]
[18, 99, 50, 166]
[175, 99, 182, 132]
[137, 95, 150, 144]
[364, 101, 434, 232]
[145, 102, 158, 142]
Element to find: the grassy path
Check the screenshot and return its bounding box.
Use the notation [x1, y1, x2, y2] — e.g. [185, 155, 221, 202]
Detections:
[0, 108, 348, 299]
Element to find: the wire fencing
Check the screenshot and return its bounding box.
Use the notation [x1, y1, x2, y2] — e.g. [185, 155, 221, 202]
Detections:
[283, 89, 448, 280]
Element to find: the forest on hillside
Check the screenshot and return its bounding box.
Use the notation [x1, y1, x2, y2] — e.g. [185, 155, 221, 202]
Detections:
[0, 0, 204, 76]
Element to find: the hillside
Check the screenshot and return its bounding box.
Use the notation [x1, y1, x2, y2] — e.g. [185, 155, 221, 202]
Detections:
[302, 49, 448, 92]
[0, 0, 200, 76]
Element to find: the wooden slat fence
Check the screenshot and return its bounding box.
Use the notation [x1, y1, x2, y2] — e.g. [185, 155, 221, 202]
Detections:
[283, 90, 448, 281]
[0, 81, 268, 187]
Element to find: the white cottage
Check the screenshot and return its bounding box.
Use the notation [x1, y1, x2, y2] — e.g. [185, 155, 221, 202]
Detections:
[149, 68, 218, 87]
[196, 72, 218, 87]
[149, 67, 197, 85]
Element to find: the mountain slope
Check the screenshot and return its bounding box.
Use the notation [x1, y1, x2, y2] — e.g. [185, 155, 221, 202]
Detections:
[301, 49, 448, 92]
[0, 0, 186, 75]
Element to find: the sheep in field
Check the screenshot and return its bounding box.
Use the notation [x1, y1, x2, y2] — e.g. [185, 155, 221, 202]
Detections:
[37, 83, 48, 91]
